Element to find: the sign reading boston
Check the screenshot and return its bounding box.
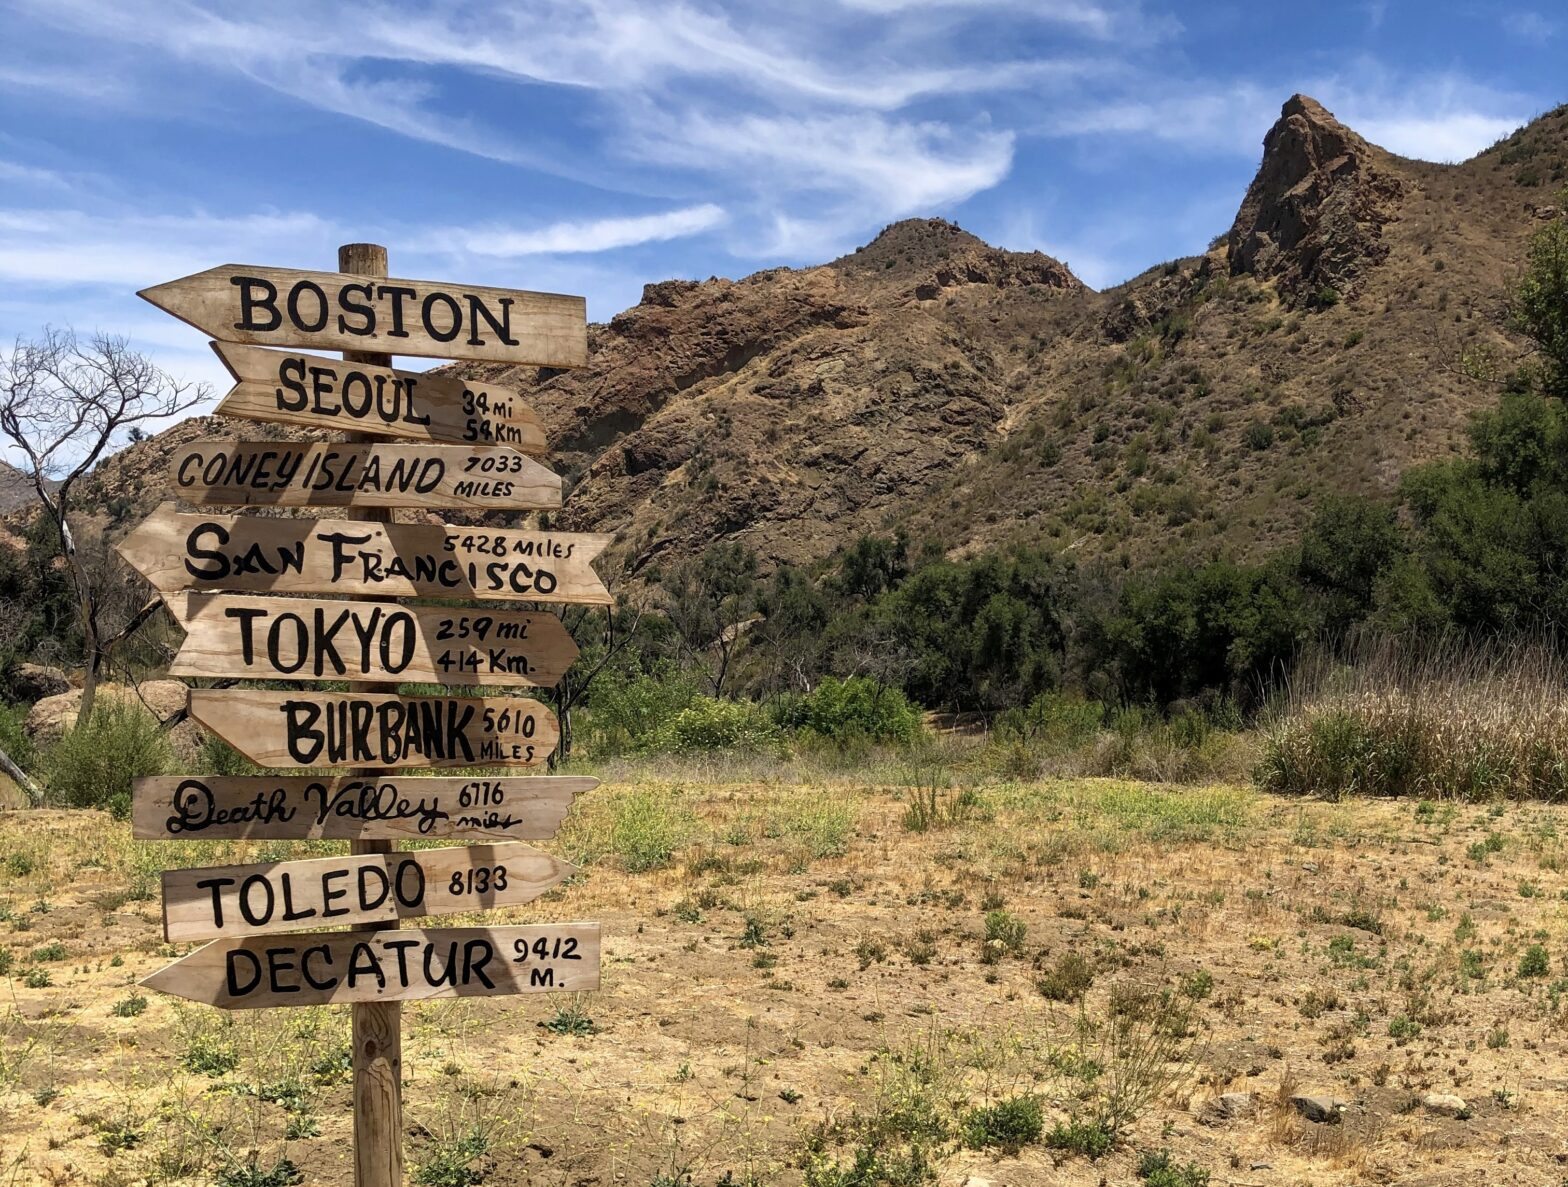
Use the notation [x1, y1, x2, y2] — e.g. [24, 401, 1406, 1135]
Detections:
[117, 506, 613, 606]
[170, 441, 562, 511]
[139, 265, 588, 367]
[131, 774, 598, 841]
[190, 689, 559, 769]
[213, 341, 546, 450]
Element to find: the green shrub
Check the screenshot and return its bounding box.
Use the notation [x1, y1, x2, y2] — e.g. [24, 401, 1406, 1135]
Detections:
[1138, 1149, 1210, 1187]
[607, 788, 690, 873]
[1038, 953, 1095, 1003]
[769, 677, 922, 744]
[581, 669, 701, 755]
[1519, 944, 1550, 978]
[651, 697, 781, 754]
[995, 692, 1103, 751]
[1045, 1119, 1115, 1159]
[961, 1095, 1042, 1153]
[413, 1131, 491, 1187]
[43, 699, 171, 816]
[982, 910, 1027, 962]
[0, 702, 35, 772]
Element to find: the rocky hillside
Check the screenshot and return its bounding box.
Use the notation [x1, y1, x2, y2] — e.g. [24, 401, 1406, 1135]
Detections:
[79, 95, 1568, 579]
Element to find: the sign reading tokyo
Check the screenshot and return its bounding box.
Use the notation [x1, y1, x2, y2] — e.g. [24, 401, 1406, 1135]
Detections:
[169, 441, 562, 511]
[142, 924, 601, 1009]
[161, 843, 574, 942]
[169, 593, 579, 686]
[190, 690, 559, 769]
[213, 341, 546, 449]
[131, 774, 598, 842]
[117, 506, 614, 605]
[139, 265, 588, 366]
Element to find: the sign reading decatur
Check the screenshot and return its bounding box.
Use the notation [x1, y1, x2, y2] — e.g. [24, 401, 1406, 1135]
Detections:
[142, 923, 602, 1009]
[213, 341, 546, 449]
[169, 441, 562, 511]
[131, 774, 599, 842]
[168, 593, 580, 686]
[118, 506, 613, 605]
[189, 689, 559, 769]
[161, 842, 575, 941]
[139, 265, 587, 366]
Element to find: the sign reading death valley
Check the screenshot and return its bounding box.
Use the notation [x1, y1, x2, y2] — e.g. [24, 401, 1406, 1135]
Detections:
[170, 441, 562, 512]
[168, 593, 579, 686]
[131, 773, 598, 841]
[161, 843, 575, 942]
[142, 923, 601, 1009]
[213, 341, 546, 450]
[190, 689, 559, 769]
[139, 265, 587, 367]
[117, 506, 613, 606]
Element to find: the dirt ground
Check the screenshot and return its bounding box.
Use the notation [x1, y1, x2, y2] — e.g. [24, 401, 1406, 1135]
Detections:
[2, 774, 1567, 1186]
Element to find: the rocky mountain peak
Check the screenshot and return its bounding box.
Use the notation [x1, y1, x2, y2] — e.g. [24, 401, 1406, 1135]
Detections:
[1227, 93, 1405, 302]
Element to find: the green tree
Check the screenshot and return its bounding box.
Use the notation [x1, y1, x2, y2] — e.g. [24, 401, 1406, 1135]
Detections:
[1511, 203, 1568, 398]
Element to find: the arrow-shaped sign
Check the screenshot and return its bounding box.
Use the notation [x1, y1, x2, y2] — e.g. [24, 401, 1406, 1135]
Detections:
[189, 689, 559, 769]
[212, 341, 546, 449]
[167, 593, 580, 686]
[139, 265, 587, 367]
[160, 842, 575, 942]
[169, 440, 562, 511]
[116, 505, 613, 605]
[143, 924, 600, 1009]
[131, 773, 596, 841]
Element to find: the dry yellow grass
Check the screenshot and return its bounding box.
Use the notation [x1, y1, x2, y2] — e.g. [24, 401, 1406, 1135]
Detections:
[2, 772, 1567, 1186]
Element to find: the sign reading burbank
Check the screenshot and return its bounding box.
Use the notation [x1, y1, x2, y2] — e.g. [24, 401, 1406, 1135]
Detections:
[168, 593, 579, 686]
[169, 441, 562, 511]
[213, 341, 546, 450]
[117, 506, 613, 605]
[139, 265, 587, 367]
[161, 842, 575, 942]
[131, 774, 598, 841]
[189, 689, 559, 769]
[142, 924, 601, 1008]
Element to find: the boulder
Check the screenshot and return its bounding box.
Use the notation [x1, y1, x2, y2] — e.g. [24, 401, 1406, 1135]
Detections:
[10, 663, 70, 702]
[1200, 1091, 1257, 1124]
[1289, 1094, 1347, 1123]
[1422, 1092, 1467, 1118]
[24, 681, 202, 761]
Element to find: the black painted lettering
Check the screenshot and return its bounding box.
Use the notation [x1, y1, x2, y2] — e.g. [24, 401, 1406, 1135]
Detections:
[422, 292, 462, 343]
[226, 949, 263, 997]
[231, 276, 281, 332]
[287, 280, 329, 333]
[376, 285, 417, 337]
[337, 282, 375, 336]
[466, 295, 518, 346]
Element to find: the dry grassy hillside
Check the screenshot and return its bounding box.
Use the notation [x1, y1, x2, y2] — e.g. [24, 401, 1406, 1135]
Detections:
[74, 96, 1568, 581]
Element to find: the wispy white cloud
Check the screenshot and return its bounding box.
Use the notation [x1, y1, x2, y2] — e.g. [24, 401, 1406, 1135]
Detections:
[416, 204, 728, 257]
[1501, 10, 1556, 40]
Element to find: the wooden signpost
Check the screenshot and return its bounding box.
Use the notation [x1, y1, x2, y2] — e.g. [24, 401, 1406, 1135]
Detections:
[168, 593, 580, 686]
[139, 265, 588, 366]
[131, 774, 595, 841]
[168, 441, 562, 511]
[212, 341, 547, 449]
[117, 506, 614, 605]
[131, 243, 603, 1186]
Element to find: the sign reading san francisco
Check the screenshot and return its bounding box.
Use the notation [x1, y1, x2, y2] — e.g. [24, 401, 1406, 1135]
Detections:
[190, 689, 559, 769]
[118, 506, 613, 605]
[168, 593, 579, 686]
[131, 774, 598, 841]
[213, 341, 546, 449]
[139, 265, 587, 366]
[143, 924, 601, 1009]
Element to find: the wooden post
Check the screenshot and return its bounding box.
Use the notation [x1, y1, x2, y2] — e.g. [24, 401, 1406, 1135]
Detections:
[339, 241, 405, 1187]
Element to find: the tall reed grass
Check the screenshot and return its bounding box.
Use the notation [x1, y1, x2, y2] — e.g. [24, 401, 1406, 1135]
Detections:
[1256, 636, 1568, 801]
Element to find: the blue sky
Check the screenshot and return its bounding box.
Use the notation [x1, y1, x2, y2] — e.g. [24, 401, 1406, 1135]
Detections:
[1, 0, 1564, 405]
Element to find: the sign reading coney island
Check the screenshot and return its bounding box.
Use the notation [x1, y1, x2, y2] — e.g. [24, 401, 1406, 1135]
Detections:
[161, 842, 575, 942]
[142, 923, 601, 1009]
[131, 774, 598, 841]
[189, 689, 559, 769]
[139, 265, 587, 366]
[212, 341, 546, 450]
[169, 441, 562, 511]
[117, 506, 613, 605]
[168, 593, 580, 686]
